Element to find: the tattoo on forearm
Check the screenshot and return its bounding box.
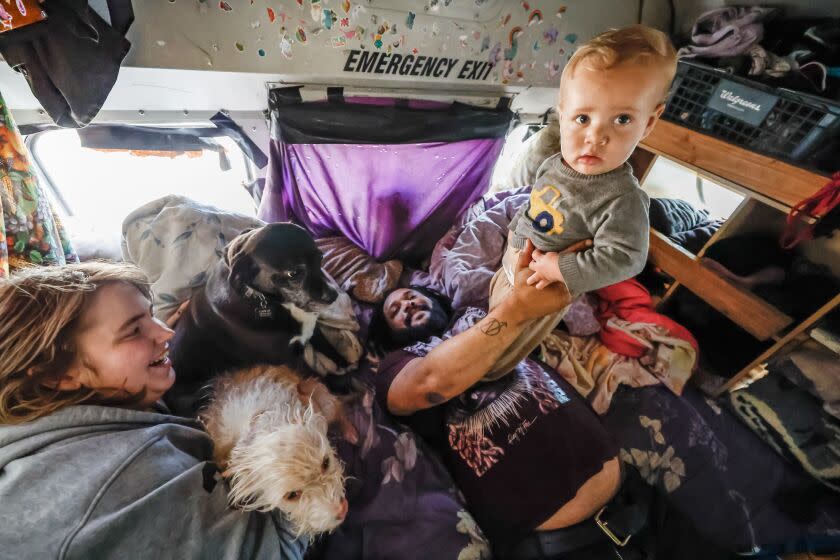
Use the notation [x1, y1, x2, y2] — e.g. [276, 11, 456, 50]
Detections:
[426, 392, 445, 405]
[480, 319, 507, 336]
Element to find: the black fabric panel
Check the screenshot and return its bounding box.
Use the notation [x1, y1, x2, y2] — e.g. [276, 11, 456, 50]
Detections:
[209, 111, 269, 169]
[74, 119, 268, 169]
[268, 87, 513, 144]
[77, 125, 220, 152]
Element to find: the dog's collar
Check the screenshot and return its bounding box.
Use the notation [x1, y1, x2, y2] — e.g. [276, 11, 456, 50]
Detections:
[242, 285, 275, 320]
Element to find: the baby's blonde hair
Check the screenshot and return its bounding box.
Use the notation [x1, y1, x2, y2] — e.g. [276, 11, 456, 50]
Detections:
[562, 24, 677, 103]
[0, 262, 151, 424]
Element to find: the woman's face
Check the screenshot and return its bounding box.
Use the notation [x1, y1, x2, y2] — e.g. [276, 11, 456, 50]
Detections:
[66, 282, 175, 408]
[383, 288, 434, 332]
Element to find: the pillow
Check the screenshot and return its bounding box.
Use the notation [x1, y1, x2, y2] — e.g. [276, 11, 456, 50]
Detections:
[316, 236, 403, 304]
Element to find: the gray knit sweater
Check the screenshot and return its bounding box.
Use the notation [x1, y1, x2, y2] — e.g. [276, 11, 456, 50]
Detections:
[509, 154, 650, 297]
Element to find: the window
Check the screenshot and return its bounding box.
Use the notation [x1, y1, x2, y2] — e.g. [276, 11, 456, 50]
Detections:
[32, 130, 256, 260]
[641, 157, 743, 220]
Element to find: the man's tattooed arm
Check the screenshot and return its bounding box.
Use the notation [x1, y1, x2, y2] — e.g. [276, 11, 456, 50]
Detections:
[480, 318, 507, 336]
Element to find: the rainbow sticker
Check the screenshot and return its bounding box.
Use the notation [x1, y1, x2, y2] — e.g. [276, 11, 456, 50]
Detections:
[528, 9, 543, 26]
[508, 26, 522, 47]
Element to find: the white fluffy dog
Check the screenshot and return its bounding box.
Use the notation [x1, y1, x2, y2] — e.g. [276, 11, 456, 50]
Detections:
[201, 364, 358, 538]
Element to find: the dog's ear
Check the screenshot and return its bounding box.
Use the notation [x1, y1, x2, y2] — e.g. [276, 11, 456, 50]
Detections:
[224, 227, 258, 268]
[229, 253, 257, 293]
[225, 228, 260, 292]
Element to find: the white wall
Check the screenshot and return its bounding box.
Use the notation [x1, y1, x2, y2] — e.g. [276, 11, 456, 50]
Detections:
[1, 0, 646, 123]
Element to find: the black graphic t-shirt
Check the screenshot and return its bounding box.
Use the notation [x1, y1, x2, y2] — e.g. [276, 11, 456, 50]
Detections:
[375, 333, 618, 545]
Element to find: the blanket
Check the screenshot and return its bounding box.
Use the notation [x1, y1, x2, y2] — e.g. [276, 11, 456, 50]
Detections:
[121, 195, 362, 376]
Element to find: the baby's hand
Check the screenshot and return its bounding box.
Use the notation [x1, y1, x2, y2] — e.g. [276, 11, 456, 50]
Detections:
[527, 249, 565, 290]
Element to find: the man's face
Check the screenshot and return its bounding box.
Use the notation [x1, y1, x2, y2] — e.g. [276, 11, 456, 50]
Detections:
[382, 288, 434, 332]
[558, 62, 665, 175]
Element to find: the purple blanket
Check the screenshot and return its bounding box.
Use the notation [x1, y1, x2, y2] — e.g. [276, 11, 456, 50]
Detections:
[413, 188, 529, 311]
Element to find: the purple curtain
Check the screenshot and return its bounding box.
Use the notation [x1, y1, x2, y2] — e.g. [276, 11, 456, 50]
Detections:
[257, 91, 511, 262]
[259, 137, 503, 261]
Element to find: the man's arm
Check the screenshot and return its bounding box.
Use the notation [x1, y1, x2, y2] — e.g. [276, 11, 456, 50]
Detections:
[387, 240, 574, 415]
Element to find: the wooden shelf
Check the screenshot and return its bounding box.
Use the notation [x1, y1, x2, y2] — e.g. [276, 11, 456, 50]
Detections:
[640, 120, 828, 209]
[648, 229, 793, 341]
[716, 293, 840, 396]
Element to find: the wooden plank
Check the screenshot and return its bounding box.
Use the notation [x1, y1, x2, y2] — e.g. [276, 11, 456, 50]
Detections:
[648, 229, 793, 340]
[628, 148, 657, 184]
[640, 120, 828, 209]
[716, 293, 840, 396]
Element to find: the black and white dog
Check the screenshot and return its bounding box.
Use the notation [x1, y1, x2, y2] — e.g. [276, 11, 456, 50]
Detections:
[168, 223, 347, 412]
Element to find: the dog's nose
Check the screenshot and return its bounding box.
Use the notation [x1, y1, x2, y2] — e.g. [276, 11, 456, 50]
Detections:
[336, 498, 349, 521]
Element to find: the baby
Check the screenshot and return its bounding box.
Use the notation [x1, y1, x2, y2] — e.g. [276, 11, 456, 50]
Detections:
[487, 25, 678, 379]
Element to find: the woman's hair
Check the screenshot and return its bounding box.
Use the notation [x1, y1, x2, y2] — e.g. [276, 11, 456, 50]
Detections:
[370, 286, 452, 351]
[0, 262, 151, 425]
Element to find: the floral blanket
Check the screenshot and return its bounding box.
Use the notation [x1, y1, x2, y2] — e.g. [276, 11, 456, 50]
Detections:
[312, 365, 491, 560]
[0, 91, 76, 277]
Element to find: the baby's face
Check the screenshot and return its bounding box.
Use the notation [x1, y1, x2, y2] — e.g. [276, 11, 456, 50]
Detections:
[557, 62, 666, 176]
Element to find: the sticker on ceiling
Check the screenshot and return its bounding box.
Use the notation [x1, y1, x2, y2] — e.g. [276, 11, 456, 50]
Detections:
[323, 9, 336, 29]
[340, 17, 349, 27]
[406, 11, 415, 30]
[546, 60, 561, 77]
[488, 42, 501, 64]
[556, 6, 566, 18]
[505, 26, 522, 60]
[267, 7, 276, 23]
[296, 26, 307, 43]
[219, 1, 232, 12]
[521, 1, 530, 10]
[235, 41, 244, 51]
[543, 26, 558, 45]
[498, 13, 510, 28]
[250, 20, 260, 29]
[310, 0, 322, 23]
[279, 33, 293, 58]
[528, 9, 542, 26]
[258, 48, 266, 56]
[564, 33, 577, 43]
[480, 36, 490, 52]
[331, 36, 346, 48]
[342, 0, 351, 14]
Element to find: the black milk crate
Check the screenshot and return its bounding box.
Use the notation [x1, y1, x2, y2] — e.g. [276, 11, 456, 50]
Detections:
[663, 59, 840, 174]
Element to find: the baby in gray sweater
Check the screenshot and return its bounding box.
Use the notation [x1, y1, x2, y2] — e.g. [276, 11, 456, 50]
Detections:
[487, 25, 678, 379]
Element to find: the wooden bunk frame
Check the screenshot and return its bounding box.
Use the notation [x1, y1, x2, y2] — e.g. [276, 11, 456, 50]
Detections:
[632, 120, 839, 397]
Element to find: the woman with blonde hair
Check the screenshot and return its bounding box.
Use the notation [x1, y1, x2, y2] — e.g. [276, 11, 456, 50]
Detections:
[0, 261, 303, 559]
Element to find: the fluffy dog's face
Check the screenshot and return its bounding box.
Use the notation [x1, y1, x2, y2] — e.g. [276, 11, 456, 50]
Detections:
[226, 406, 348, 538]
[226, 223, 337, 312]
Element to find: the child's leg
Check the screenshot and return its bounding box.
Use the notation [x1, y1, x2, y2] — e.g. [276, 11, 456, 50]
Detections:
[488, 243, 520, 310]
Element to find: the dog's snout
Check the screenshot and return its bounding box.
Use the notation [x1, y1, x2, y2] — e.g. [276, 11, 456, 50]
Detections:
[336, 498, 349, 521]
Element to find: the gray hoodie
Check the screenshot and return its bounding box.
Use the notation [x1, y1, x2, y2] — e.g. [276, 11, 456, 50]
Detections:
[0, 405, 305, 560]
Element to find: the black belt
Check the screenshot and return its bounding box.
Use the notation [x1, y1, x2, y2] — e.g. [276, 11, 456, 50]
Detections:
[505, 519, 618, 560]
[503, 469, 652, 560]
